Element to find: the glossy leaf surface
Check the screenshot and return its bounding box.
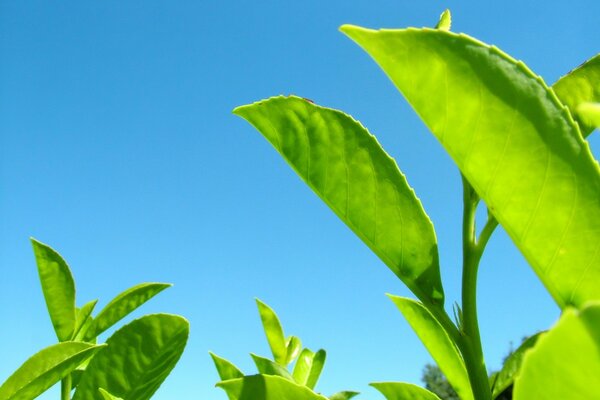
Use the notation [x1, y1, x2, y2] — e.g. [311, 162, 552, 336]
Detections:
[73, 314, 189, 400]
[255, 299, 287, 365]
[577, 102, 600, 128]
[217, 374, 329, 400]
[236, 96, 444, 306]
[83, 282, 171, 341]
[341, 26, 600, 308]
[0, 342, 104, 400]
[388, 295, 472, 400]
[292, 349, 326, 389]
[490, 333, 540, 398]
[285, 336, 302, 365]
[251, 354, 294, 381]
[210, 352, 244, 381]
[371, 382, 442, 400]
[513, 302, 600, 399]
[553, 54, 600, 136]
[31, 238, 77, 341]
[328, 391, 359, 400]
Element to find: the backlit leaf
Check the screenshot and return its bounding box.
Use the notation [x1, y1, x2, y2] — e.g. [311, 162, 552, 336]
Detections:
[235, 97, 444, 307]
[31, 238, 76, 342]
[98, 388, 123, 400]
[210, 352, 244, 381]
[72, 300, 98, 341]
[73, 314, 189, 400]
[217, 374, 329, 400]
[0, 342, 105, 400]
[292, 349, 326, 389]
[341, 26, 600, 309]
[370, 382, 442, 400]
[328, 391, 360, 400]
[251, 354, 294, 381]
[255, 299, 287, 365]
[285, 336, 302, 365]
[435, 10, 451, 31]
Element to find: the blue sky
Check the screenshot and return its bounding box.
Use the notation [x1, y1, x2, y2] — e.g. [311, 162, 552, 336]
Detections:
[1, 1, 598, 399]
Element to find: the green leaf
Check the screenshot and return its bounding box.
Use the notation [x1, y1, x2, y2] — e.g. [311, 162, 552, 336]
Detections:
[98, 388, 124, 400]
[0, 342, 105, 400]
[552, 54, 600, 136]
[210, 352, 244, 381]
[370, 382, 442, 400]
[435, 9, 451, 31]
[255, 299, 287, 365]
[577, 102, 600, 129]
[31, 238, 77, 341]
[292, 349, 326, 389]
[83, 282, 171, 341]
[514, 302, 600, 399]
[72, 300, 98, 340]
[236, 97, 444, 307]
[340, 26, 600, 309]
[251, 354, 294, 381]
[217, 374, 329, 400]
[387, 295, 473, 400]
[285, 336, 303, 365]
[491, 333, 541, 399]
[73, 314, 189, 400]
[328, 391, 360, 400]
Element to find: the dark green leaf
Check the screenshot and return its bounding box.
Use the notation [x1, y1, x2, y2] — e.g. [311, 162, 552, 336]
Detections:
[491, 333, 541, 398]
[72, 300, 98, 341]
[292, 348, 326, 389]
[285, 336, 302, 365]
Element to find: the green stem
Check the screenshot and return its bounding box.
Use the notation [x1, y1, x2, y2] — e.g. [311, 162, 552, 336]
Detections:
[458, 175, 494, 400]
[61, 374, 72, 400]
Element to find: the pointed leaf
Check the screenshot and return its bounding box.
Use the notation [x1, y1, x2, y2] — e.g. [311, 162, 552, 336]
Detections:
[388, 295, 472, 400]
[371, 382, 442, 400]
[552, 54, 600, 136]
[514, 302, 600, 399]
[236, 97, 444, 307]
[72, 300, 98, 340]
[83, 282, 171, 341]
[491, 333, 541, 399]
[73, 314, 189, 400]
[305, 349, 325, 390]
[210, 352, 244, 381]
[255, 299, 287, 365]
[217, 374, 329, 400]
[98, 389, 124, 400]
[0, 342, 105, 400]
[251, 354, 294, 381]
[577, 102, 600, 129]
[328, 391, 360, 400]
[292, 348, 327, 388]
[31, 238, 76, 341]
[341, 26, 600, 309]
[435, 10, 451, 31]
[285, 336, 302, 365]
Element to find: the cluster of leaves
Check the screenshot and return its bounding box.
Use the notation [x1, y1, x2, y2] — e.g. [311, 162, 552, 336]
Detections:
[0, 239, 189, 400]
[233, 9, 600, 400]
[211, 299, 358, 400]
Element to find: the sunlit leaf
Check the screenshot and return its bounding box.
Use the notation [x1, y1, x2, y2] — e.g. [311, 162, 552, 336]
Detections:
[328, 391, 360, 400]
[388, 295, 472, 400]
[98, 388, 123, 400]
[341, 26, 600, 309]
[210, 352, 244, 381]
[491, 333, 541, 399]
[552, 54, 600, 136]
[251, 354, 294, 381]
[255, 299, 288, 365]
[73, 314, 189, 400]
[292, 349, 326, 389]
[0, 342, 105, 400]
[370, 382, 442, 400]
[513, 302, 600, 399]
[83, 282, 171, 341]
[236, 97, 444, 308]
[285, 336, 302, 365]
[72, 300, 98, 341]
[31, 238, 76, 341]
[217, 374, 329, 400]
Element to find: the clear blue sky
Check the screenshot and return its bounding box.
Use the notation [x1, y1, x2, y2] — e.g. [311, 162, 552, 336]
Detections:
[1, 1, 598, 399]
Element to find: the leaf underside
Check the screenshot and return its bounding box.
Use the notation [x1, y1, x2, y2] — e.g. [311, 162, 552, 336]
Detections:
[235, 96, 444, 307]
[340, 26, 600, 309]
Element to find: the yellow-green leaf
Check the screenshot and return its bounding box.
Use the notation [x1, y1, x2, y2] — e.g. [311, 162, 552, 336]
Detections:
[371, 382, 442, 400]
[217, 374, 329, 400]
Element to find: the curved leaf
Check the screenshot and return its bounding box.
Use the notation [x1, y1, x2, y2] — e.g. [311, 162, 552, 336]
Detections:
[98, 388, 123, 400]
[328, 391, 359, 400]
[73, 314, 189, 400]
[83, 282, 171, 341]
[491, 333, 541, 399]
[285, 336, 303, 365]
[251, 354, 294, 381]
[370, 382, 442, 400]
[514, 302, 600, 399]
[387, 295, 472, 400]
[210, 352, 244, 381]
[0, 342, 105, 400]
[235, 96, 444, 307]
[255, 299, 287, 365]
[73, 300, 98, 341]
[292, 349, 326, 389]
[341, 26, 600, 309]
[31, 238, 76, 341]
[435, 10, 451, 31]
[553, 54, 600, 136]
[217, 374, 329, 400]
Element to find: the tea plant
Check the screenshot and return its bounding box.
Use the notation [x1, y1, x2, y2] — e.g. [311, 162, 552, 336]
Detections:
[0, 239, 189, 400]
[212, 299, 358, 400]
[232, 10, 600, 400]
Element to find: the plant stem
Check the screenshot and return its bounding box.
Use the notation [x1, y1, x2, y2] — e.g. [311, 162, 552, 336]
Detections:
[61, 375, 72, 400]
[458, 175, 495, 400]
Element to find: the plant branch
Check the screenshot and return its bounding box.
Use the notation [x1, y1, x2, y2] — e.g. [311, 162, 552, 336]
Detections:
[61, 374, 72, 400]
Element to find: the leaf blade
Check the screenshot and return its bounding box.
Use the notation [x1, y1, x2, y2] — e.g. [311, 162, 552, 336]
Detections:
[210, 352, 244, 381]
[217, 374, 329, 400]
[250, 354, 294, 381]
[255, 299, 287, 365]
[370, 382, 442, 400]
[491, 333, 541, 398]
